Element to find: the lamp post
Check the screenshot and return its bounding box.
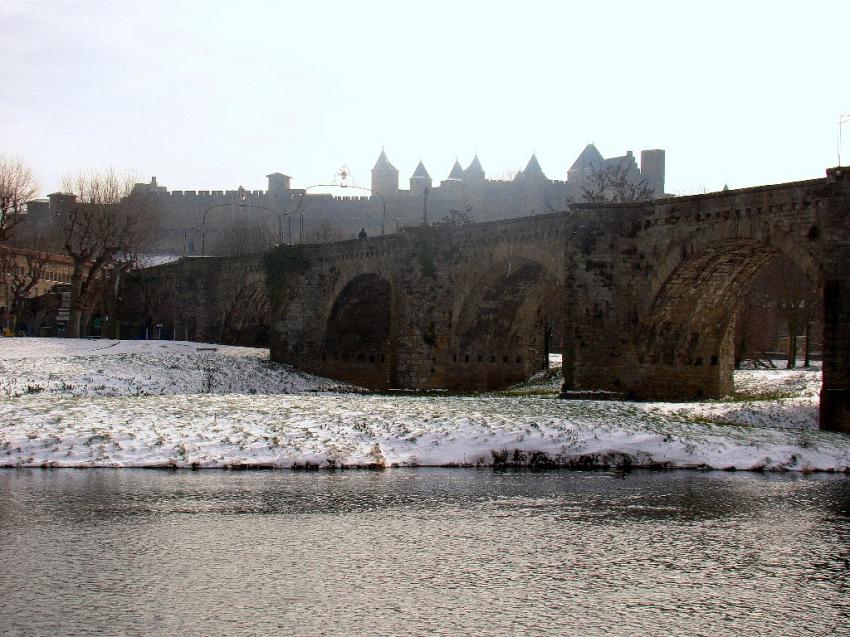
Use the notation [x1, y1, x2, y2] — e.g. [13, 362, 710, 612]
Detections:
[198, 189, 289, 256]
[295, 182, 387, 243]
[839, 115, 850, 166]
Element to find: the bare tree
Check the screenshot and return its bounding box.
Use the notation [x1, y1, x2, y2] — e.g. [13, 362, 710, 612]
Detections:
[735, 256, 820, 369]
[305, 221, 347, 244]
[734, 282, 779, 369]
[495, 168, 520, 182]
[0, 157, 39, 242]
[0, 246, 49, 333]
[208, 218, 276, 256]
[62, 170, 157, 337]
[780, 267, 819, 368]
[579, 163, 654, 203]
[439, 206, 475, 226]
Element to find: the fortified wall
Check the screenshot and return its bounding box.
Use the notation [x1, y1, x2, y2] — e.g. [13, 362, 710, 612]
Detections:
[26, 144, 662, 255]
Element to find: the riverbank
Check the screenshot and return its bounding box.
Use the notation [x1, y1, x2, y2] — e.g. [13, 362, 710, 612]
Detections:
[1, 339, 847, 472]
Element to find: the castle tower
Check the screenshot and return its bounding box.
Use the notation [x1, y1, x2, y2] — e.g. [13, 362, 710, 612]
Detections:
[266, 172, 292, 197]
[640, 149, 666, 197]
[440, 159, 465, 200]
[520, 153, 547, 181]
[409, 160, 432, 197]
[464, 154, 485, 182]
[371, 149, 399, 198]
[567, 144, 604, 184]
[48, 192, 77, 222]
[447, 159, 465, 181]
[463, 154, 486, 208]
[518, 153, 547, 214]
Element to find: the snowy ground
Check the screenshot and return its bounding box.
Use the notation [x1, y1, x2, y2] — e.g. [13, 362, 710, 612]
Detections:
[0, 338, 353, 397]
[0, 339, 848, 472]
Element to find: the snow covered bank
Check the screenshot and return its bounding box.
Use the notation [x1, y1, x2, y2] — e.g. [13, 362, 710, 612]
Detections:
[0, 339, 848, 472]
[0, 338, 354, 397]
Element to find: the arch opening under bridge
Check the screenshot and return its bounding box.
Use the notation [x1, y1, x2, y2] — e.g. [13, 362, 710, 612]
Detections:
[450, 257, 564, 391]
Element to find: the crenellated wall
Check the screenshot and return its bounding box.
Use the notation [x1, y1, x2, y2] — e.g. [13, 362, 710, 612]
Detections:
[117, 146, 664, 255]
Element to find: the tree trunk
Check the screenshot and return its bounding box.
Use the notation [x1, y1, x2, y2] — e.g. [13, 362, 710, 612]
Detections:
[110, 271, 121, 339]
[786, 333, 797, 369]
[803, 320, 812, 367]
[68, 271, 84, 338]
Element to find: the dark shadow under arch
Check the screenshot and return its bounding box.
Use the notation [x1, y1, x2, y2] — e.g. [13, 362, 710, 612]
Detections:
[452, 258, 564, 390]
[321, 273, 393, 389]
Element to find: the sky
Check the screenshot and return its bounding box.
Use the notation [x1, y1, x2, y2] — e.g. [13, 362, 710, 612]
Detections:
[2, 0, 848, 198]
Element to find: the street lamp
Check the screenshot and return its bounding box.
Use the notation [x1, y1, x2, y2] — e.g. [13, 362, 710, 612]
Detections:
[198, 192, 290, 256]
[839, 115, 850, 166]
[295, 180, 388, 244]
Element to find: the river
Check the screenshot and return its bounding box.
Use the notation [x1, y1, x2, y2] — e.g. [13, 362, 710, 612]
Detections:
[1, 469, 848, 636]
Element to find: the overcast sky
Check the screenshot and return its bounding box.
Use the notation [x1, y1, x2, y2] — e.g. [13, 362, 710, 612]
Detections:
[2, 0, 848, 197]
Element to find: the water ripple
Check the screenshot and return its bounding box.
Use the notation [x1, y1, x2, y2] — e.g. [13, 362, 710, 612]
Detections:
[1, 468, 848, 636]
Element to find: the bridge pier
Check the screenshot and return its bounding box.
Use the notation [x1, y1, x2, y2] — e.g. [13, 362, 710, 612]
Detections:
[821, 279, 850, 433]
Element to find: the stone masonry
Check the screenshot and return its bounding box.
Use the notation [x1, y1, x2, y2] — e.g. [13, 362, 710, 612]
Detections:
[268, 168, 850, 433]
[124, 168, 850, 433]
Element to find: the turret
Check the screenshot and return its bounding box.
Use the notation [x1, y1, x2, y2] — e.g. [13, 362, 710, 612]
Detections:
[409, 160, 432, 197]
[371, 149, 399, 198]
[517, 154, 547, 213]
[518, 153, 547, 181]
[464, 154, 485, 182]
[447, 159, 465, 181]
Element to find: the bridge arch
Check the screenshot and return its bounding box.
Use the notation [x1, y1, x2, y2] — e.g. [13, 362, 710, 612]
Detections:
[643, 218, 821, 318]
[319, 272, 394, 389]
[643, 237, 820, 398]
[451, 257, 564, 390]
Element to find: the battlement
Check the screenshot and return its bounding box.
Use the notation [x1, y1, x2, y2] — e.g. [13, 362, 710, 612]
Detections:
[163, 189, 272, 200]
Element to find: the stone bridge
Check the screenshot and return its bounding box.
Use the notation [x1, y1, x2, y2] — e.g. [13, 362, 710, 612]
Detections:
[269, 168, 850, 432]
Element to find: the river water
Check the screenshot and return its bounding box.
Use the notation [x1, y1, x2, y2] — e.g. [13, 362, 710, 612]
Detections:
[1, 469, 848, 636]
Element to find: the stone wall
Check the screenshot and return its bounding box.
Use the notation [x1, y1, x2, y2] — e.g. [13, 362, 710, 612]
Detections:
[564, 177, 836, 397]
[119, 255, 268, 346]
[269, 215, 567, 390]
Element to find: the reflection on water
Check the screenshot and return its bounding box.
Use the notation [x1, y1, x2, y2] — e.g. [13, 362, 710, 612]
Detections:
[1, 469, 848, 636]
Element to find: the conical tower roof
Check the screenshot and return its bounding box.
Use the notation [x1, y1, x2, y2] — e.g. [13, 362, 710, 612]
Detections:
[373, 148, 397, 172]
[523, 153, 546, 178]
[411, 160, 431, 180]
[464, 154, 485, 179]
[447, 159, 465, 180]
[568, 144, 604, 172]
